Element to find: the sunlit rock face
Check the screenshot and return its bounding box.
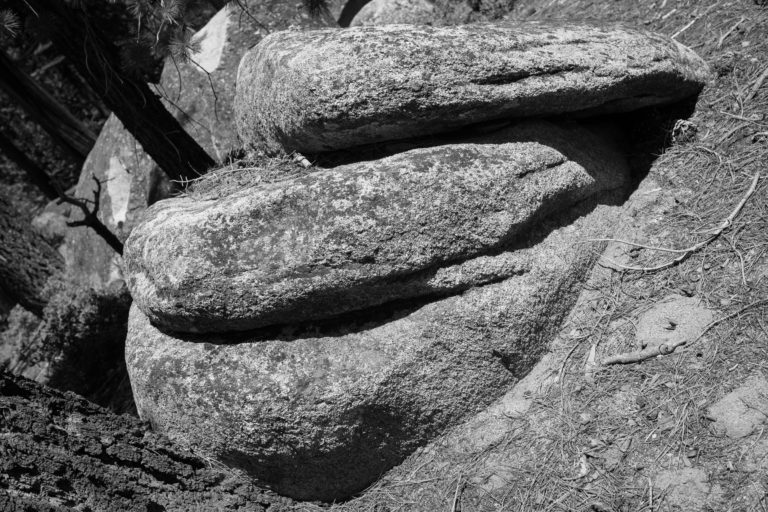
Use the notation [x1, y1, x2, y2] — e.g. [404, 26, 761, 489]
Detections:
[125, 21, 709, 501]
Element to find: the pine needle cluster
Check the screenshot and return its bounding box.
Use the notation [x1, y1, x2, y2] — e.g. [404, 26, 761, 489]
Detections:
[0, 8, 19, 39]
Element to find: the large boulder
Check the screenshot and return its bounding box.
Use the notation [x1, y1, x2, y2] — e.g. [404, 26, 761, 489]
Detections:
[127, 198, 625, 501]
[125, 120, 629, 333]
[235, 22, 710, 154]
[125, 20, 709, 502]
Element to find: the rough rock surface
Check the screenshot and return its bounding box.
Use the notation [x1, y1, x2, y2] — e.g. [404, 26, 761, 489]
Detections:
[235, 22, 710, 154]
[0, 371, 293, 511]
[126, 199, 622, 501]
[125, 120, 630, 333]
[31, 200, 71, 248]
[350, 0, 435, 26]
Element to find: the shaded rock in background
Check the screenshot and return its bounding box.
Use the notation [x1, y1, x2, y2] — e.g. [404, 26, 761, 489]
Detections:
[0, 278, 135, 415]
[127, 198, 624, 501]
[31, 200, 72, 248]
[0, 306, 46, 381]
[62, 115, 167, 289]
[350, 0, 435, 26]
[158, 2, 335, 162]
[125, 120, 630, 333]
[0, 288, 14, 324]
[236, 22, 710, 154]
[63, 0, 335, 289]
[707, 373, 768, 439]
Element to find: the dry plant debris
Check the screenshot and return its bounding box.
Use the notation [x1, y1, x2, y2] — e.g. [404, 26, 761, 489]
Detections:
[603, 298, 768, 365]
[595, 171, 760, 274]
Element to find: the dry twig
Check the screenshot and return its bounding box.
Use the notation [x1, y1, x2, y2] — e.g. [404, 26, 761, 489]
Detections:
[717, 17, 746, 49]
[450, 474, 463, 512]
[747, 65, 768, 103]
[599, 172, 760, 273]
[602, 299, 768, 365]
[57, 176, 124, 255]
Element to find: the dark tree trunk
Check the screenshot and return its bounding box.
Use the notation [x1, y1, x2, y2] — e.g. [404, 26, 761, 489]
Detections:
[0, 371, 294, 511]
[28, 1, 216, 183]
[338, 0, 372, 26]
[0, 49, 96, 164]
[59, 60, 111, 119]
[0, 130, 60, 200]
[0, 190, 63, 316]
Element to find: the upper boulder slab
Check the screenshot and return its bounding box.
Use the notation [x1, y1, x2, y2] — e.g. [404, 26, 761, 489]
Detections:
[235, 22, 710, 154]
[124, 120, 629, 333]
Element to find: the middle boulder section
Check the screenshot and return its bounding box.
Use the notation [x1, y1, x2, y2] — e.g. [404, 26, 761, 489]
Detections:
[124, 120, 628, 333]
[235, 21, 710, 154]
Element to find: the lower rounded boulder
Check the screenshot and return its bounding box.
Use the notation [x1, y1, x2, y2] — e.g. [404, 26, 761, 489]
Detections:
[126, 198, 626, 501]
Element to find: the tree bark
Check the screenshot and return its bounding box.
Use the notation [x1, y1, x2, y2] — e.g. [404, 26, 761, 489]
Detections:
[337, 0, 372, 26]
[0, 49, 96, 165]
[28, 1, 216, 183]
[0, 371, 294, 511]
[0, 130, 60, 200]
[0, 190, 63, 316]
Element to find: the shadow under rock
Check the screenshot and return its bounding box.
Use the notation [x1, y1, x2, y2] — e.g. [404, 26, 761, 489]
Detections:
[313, 97, 697, 182]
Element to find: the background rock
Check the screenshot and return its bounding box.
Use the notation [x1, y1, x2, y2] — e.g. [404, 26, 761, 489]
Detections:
[350, 0, 435, 26]
[30, 200, 71, 248]
[235, 22, 709, 154]
[63, 115, 168, 289]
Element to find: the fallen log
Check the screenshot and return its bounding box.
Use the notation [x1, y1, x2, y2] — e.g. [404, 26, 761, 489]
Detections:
[0, 371, 293, 511]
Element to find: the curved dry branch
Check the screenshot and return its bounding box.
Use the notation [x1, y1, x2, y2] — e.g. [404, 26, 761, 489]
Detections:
[599, 172, 760, 273]
[603, 299, 768, 365]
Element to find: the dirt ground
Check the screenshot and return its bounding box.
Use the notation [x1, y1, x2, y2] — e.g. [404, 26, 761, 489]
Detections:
[299, 1, 768, 511]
